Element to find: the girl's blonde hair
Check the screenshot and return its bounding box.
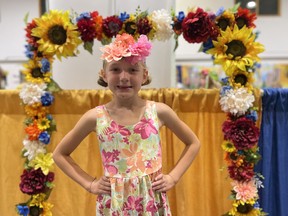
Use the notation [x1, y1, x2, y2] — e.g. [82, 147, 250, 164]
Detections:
[97, 60, 152, 87]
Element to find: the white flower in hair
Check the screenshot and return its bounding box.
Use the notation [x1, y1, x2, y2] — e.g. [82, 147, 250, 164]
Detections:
[22, 138, 47, 161]
[219, 87, 255, 115]
[19, 83, 47, 105]
[150, 9, 173, 41]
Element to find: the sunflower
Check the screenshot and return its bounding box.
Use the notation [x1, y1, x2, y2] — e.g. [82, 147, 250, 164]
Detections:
[229, 200, 262, 216]
[235, 7, 257, 29]
[22, 59, 52, 84]
[207, 24, 265, 75]
[222, 140, 236, 152]
[229, 69, 254, 92]
[37, 117, 50, 130]
[32, 10, 82, 60]
[215, 10, 235, 31]
[120, 14, 137, 37]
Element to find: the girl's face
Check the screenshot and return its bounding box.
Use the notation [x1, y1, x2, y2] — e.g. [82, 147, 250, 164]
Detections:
[102, 59, 148, 98]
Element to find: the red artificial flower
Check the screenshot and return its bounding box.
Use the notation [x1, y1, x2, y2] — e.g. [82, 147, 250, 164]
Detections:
[235, 7, 257, 29]
[102, 15, 123, 38]
[19, 168, 54, 195]
[136, 17, 152, 35]
[181, 8, 218, 43]
[172, 17, 183, 35]
[77, 18, 97, 42]
[222, 117, 260, 150]
[228, 161, 254, 181]
[25, 20, 39, 48]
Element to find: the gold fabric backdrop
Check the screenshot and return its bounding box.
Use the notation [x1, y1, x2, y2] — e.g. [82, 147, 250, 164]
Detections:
[0, 89, 262, 216]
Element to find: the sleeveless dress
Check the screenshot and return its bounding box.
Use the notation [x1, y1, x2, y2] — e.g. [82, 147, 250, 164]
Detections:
[95, 100, 171, 216]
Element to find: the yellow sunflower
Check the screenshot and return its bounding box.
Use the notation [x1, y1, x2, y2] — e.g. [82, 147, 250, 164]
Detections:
[207, 24, 265, 75]
[32, 10, 82, 59]
[229, 69, 254, 92]
[216, 10, 235, 31]
[120, 15, 137, 37]
[222, 140, 236, 152]
[229, 200, 262, 216]
[22, 59, 52, 84]
[37, 117, 50, 130]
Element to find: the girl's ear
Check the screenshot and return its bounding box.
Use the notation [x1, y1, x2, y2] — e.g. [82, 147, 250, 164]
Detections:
[143, 69, 148, 83]
[99, 69, 107, 82]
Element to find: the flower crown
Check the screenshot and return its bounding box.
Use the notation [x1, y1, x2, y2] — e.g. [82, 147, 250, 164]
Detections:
[100, 33, 152, 65]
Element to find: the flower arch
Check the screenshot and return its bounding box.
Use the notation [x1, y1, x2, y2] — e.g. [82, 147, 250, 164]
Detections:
[17, 5, 266, 216]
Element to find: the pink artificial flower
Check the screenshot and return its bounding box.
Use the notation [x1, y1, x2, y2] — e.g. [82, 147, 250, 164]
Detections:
[232, 180, 258, 202]
[100, 33, 152, 64]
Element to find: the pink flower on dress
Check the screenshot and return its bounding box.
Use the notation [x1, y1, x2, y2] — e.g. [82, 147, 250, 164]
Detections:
[146, 199, 157, 213]
[102, 150, 120, 175]
[123, 196, 144, 212]
[134, 118, 158, 139]
[107, 121, 131, 137]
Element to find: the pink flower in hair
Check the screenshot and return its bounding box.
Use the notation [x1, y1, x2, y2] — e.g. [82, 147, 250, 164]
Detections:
[100, 33, 152, 64]
[127, 35, 152, 64]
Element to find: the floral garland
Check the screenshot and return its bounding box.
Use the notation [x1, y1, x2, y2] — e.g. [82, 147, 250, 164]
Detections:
[17, 5, 265, 216]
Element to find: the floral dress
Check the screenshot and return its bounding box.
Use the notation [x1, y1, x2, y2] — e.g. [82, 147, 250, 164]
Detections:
[95, 100, 171, 216]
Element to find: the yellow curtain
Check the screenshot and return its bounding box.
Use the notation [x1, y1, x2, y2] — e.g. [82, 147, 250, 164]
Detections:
[0, 88, 262, 216]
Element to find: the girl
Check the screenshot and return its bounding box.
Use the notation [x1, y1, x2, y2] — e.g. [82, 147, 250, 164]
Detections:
[53, 33, 200, 215]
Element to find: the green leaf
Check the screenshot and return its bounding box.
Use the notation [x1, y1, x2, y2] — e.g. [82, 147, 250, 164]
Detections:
[46, 79, 62, 93]
[23, 12, 29, 25]
[84, 41, 94, 54]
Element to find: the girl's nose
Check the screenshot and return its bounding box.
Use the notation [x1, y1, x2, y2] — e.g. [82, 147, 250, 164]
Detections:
[119, 70, 129, 80]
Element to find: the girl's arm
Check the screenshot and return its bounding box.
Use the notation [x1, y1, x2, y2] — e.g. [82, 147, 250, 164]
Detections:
[52, 108, 110, 194]
[152, 102, 200, 192]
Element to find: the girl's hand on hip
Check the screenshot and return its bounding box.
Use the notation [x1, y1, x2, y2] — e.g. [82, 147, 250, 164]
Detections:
[90, 176, 111, 195]
[152, 173, 176, 192]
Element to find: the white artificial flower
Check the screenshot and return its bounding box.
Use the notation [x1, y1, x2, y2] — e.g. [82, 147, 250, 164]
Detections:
[19, 82, 47, 105]
[219, 87, 255, 115]
[22, 138, 47, 161]
[150, 9, 173, 41]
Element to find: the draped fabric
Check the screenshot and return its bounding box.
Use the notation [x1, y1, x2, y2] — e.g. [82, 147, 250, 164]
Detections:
[0, 89, 262, 216]
[255, 88, 288, 216]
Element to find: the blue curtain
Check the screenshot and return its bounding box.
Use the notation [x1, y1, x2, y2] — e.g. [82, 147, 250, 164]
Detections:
[255, 88, 288, 216]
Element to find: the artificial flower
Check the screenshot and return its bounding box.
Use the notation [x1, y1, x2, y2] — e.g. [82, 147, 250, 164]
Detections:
[22, 59, 52, 84]
[232, 180, 258, 202]
[22, 138, 47, 161]
[228, 161, 254, 181]
[28, 153, 54, 175]
[32, 10, 82, 59]
[38, 131, 51, 144]
[229, 69, 254, 92]
[41, 92, 54, 106]
[222, 117, 260, 150]
[235, 7, 257, 29]
[41, 201, 54, 216]
[229, 200, 262, 216]
[207, 25, 264, 74]
[16, 204, 29, 216]
[102, 15, 123, 38]
[219, 87, 255, 115]
[25, 121, 42, 141]
[24, 104, 49, 118]
[150, 9, 173, 41]
[29, 193, 47, 209]
[222, 140, 236, 152]
[37, 117, 50, 130]
[100, 33, 152, 64]
[19, 168, 54, 195]
[25, 19, 39, 49]
[20, 83, 47, 105]
[215, 10, 235, 31]
[172, 11, 185, 35]
[120, 14, 137, 36]
[136, 16, 154, 39]
[181, 7, 218, 43]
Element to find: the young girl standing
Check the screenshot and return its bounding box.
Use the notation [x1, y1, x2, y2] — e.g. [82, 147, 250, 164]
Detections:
[53, 33, 200, 215]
